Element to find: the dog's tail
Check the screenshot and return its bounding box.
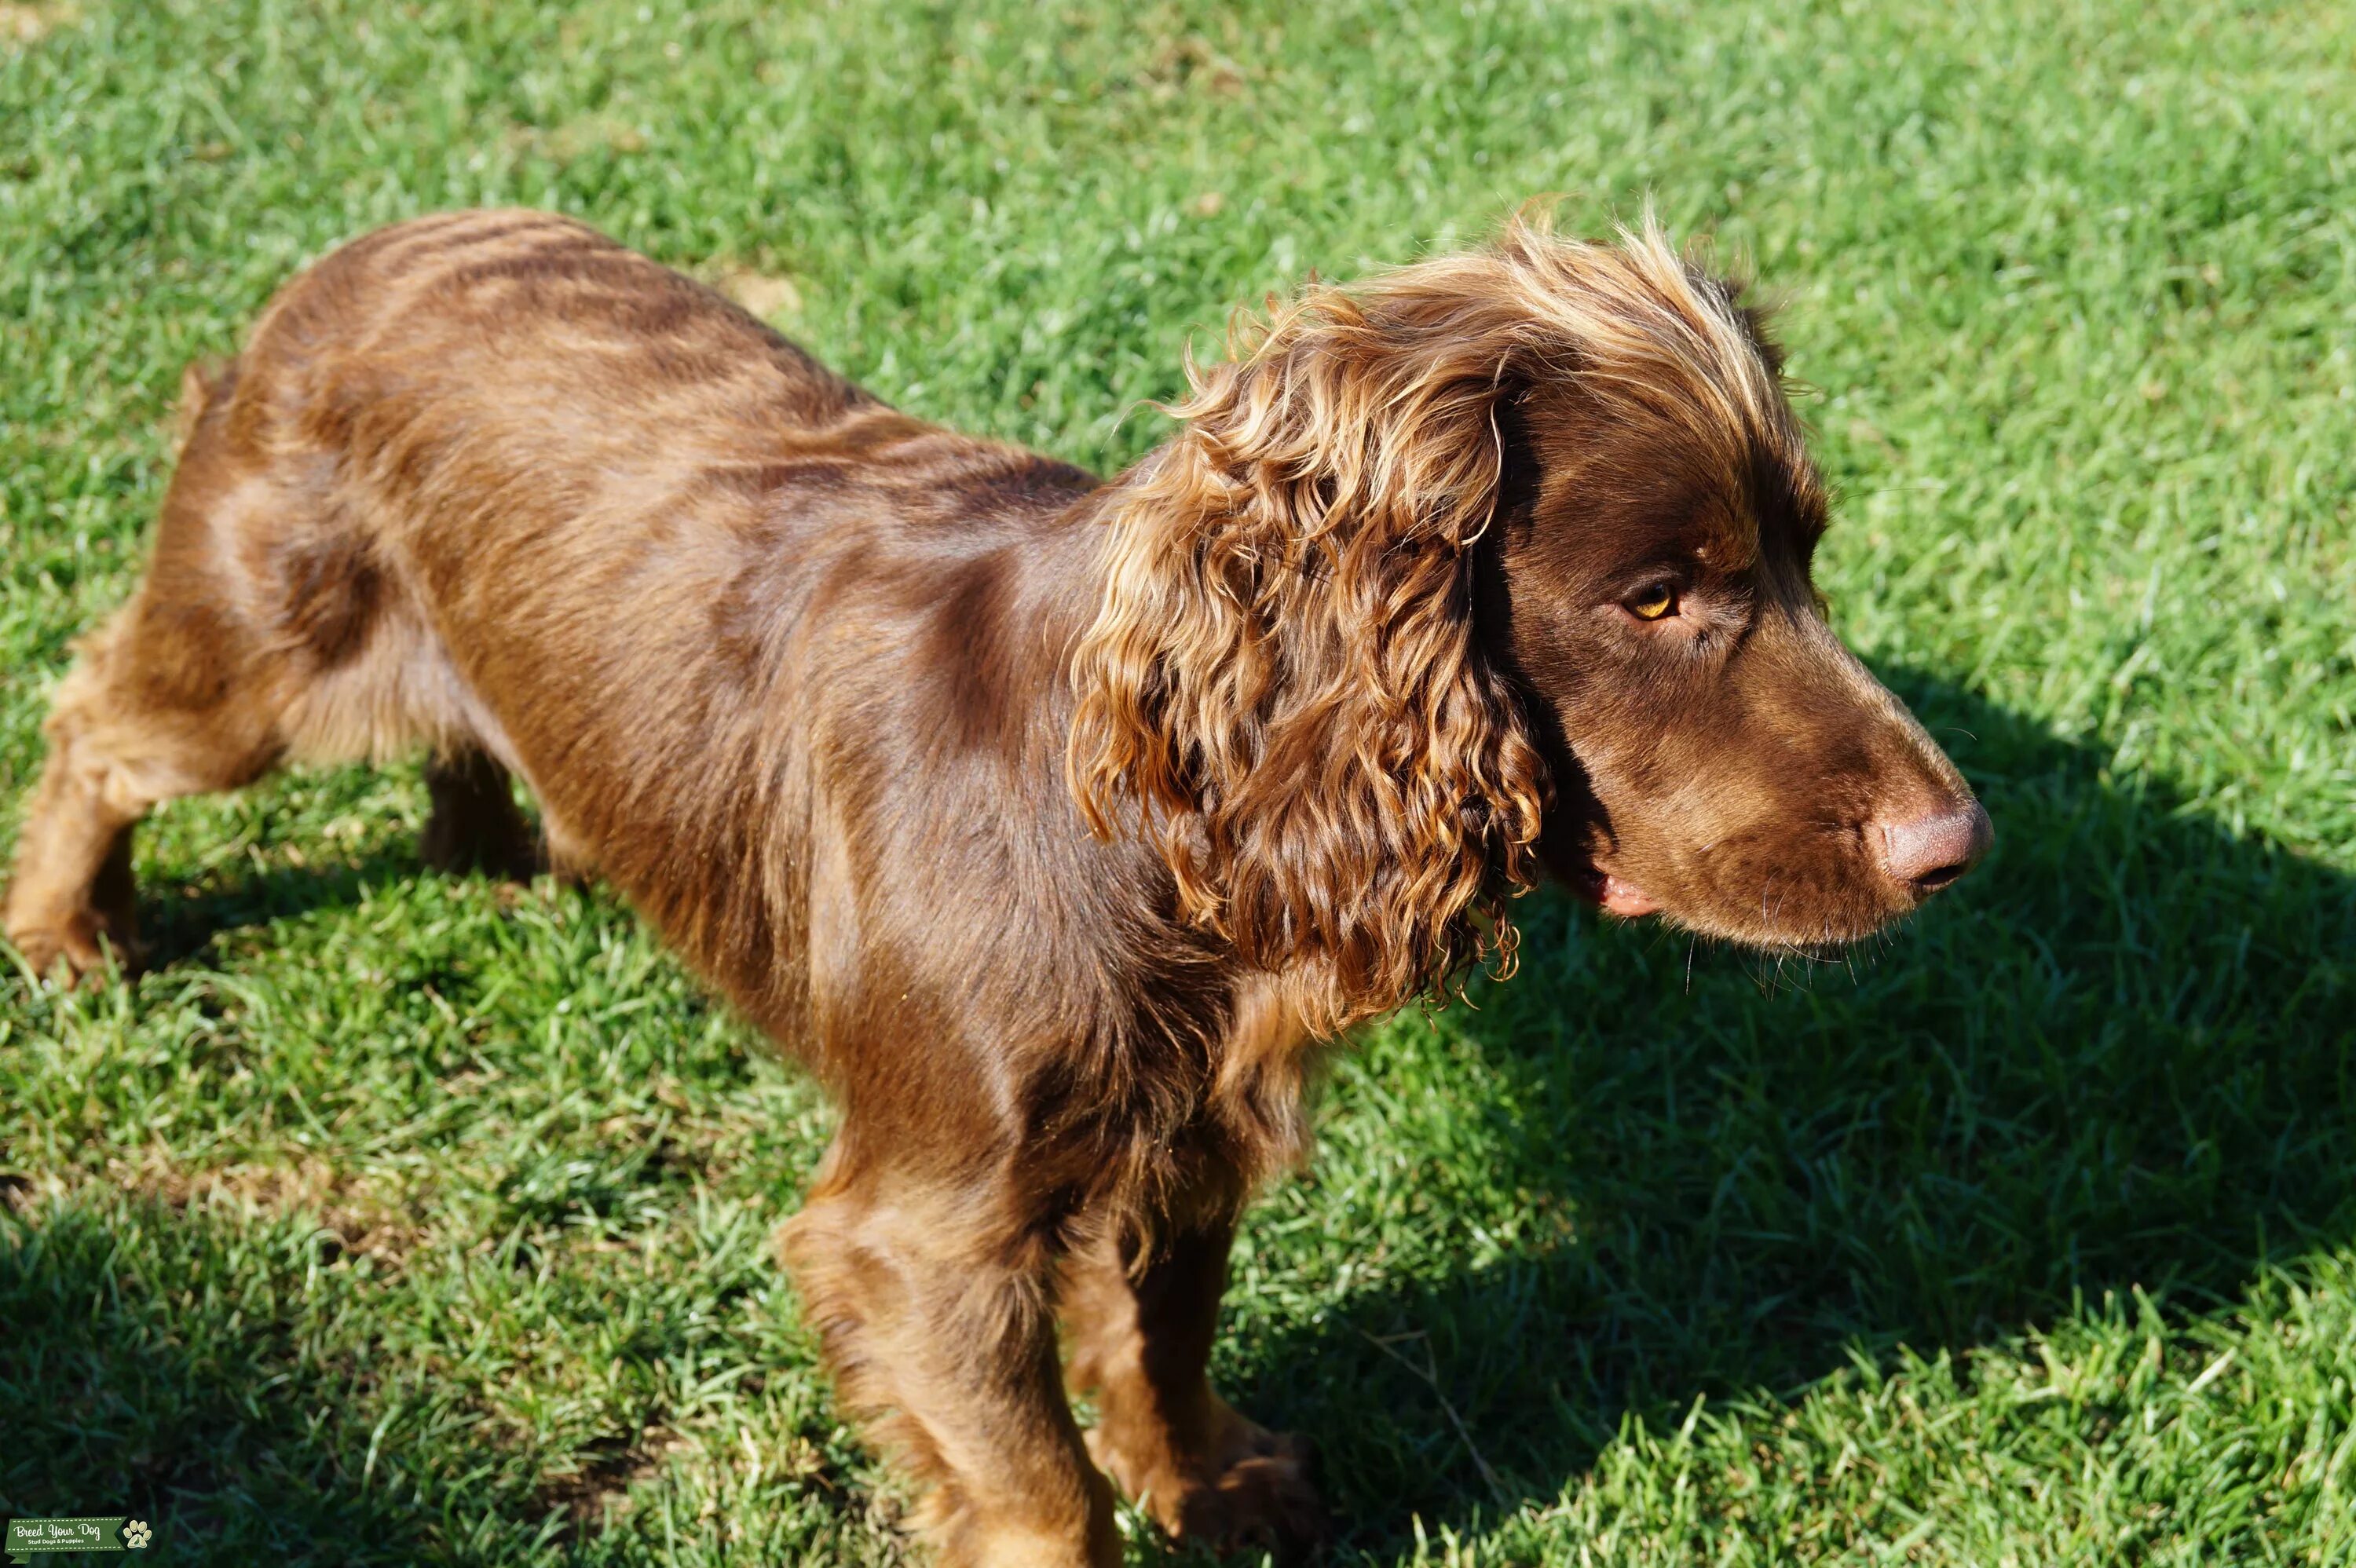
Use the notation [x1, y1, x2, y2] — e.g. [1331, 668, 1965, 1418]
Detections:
[170, 357, 232, 457]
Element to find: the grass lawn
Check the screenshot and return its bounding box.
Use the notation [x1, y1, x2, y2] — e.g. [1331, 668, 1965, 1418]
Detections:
[5, 0, 2355, 1562]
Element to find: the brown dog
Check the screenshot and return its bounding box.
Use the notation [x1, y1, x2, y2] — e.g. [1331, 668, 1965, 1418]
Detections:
[4, 210, 1987, 1564]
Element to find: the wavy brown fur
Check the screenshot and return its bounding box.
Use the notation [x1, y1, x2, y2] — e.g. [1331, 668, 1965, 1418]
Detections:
[1069, 214, 1812, 1033]
[4, 209, 1981, 1566]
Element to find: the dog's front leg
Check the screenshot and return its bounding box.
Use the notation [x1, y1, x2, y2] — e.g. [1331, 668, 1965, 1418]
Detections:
[1064, 1206, 1328, 1555]
[778, 1143, 1119, 1568]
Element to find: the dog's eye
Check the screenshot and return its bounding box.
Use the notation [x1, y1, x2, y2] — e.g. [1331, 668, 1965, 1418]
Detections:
[1625, 584, 1679, 621]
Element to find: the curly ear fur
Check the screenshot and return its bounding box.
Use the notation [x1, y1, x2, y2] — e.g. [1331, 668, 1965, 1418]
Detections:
[1066, 248, 1545, 1034]
[1069, 214, 1787, 1033]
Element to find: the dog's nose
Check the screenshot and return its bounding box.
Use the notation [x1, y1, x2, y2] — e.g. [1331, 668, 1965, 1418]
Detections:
[1872, 800, 1992, 894]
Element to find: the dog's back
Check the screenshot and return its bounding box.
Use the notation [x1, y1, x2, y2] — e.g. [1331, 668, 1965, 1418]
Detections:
[28, 209, 1112, 1036]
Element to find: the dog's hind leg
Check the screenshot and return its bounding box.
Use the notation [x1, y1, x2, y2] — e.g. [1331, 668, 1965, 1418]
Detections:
[4, 581, 290, 985]
[8, 364, 316, 982]
[420, 747, 540, 881]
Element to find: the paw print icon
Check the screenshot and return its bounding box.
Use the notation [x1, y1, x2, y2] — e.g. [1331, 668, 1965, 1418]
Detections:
[123, 1520, 152, 1550]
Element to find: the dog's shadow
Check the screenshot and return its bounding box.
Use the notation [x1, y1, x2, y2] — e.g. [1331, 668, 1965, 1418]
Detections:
[6, 671, 2352, 1563]
[134, 846, 421, 972]
[1218, 664, 2356, 1555]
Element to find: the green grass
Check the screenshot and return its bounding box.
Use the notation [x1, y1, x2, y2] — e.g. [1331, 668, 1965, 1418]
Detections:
[3, 0, 2354, 1563]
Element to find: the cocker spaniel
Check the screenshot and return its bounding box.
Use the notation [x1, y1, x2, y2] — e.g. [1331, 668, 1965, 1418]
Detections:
[5, 209, 1988, 1565]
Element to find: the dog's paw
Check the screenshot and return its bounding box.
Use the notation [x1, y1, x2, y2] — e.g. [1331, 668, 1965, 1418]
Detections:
[1091, 1409, 1327, 1559]
[5, 908, 134, 987]
[1173, 1425, 1326, 1558]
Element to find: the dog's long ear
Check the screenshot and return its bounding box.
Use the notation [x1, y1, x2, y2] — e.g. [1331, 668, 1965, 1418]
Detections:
[1069, 258, 1549, 1033]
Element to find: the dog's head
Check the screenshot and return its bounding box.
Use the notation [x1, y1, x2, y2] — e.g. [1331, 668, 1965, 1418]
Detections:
[1070, 214, 1987, 1032]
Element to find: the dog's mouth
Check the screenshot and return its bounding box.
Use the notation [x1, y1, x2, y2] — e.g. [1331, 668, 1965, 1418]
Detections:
[1564, 857, 1662, 919]
[1559, 832, 1946, 951]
